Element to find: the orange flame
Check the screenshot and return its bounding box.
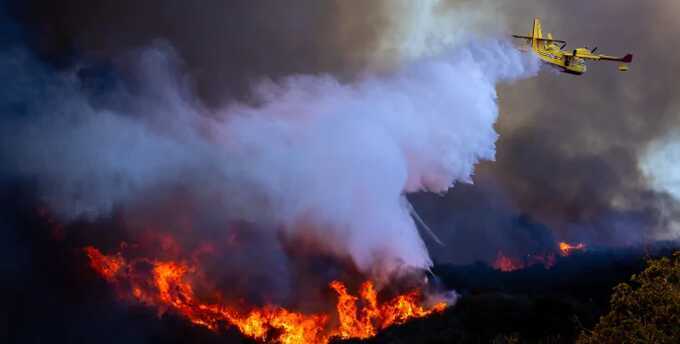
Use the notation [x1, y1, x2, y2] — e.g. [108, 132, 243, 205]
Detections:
[492, 241, 587, 272]
[84, 246, 446, 344]
[492, 251, 525, 272]
[84, 246, 124, 281]
[558, 242, 586, 256]
[492, 250, 557, 272]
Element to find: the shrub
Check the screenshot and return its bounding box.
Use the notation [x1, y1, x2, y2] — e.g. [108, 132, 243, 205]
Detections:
[577, 251, 680, 343]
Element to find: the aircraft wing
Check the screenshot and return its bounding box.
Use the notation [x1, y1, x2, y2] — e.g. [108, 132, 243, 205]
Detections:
[565, 50, 633, 63]
[511, 35, 567, 44]
[599, 54, 634, 63]
[563, 50, 597, 59]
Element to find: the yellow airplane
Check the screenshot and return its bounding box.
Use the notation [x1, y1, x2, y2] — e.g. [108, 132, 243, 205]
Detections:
[512, 18, 633, 75]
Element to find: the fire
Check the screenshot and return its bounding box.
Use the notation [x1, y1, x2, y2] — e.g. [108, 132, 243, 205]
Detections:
[558, 242, 586, 256]
[328, 280, 445, 340]
[84, 246, 124, 281]
[492, 251, 525, 272]
[492, 251, 556, 272]
[84, 246, 446, 344]
[492, 242, 587, 272]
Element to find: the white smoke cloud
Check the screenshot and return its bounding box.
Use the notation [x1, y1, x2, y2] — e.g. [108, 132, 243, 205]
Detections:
[375, 0, 505, 64]
[640, 131, 680, 241]
[642, 132, 680, 200]
[0, 40, 538, 278]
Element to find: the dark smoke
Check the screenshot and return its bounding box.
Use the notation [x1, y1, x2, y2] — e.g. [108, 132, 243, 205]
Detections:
[9, 0, 391, 107]
[1, 0, 678, 272]
[419, 0, 680, 264]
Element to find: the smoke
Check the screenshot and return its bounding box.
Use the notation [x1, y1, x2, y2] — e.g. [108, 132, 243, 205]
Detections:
[8, 0, 680, 272]
[640, 132, 680, 241]
[9, 0, 508, 106]
[0, 37, 538, 281]
[642, 134, 680, 201]
[407, 0, 680, 264]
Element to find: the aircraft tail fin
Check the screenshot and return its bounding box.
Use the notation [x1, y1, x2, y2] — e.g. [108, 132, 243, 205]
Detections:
[512, 18, 566, 49]
[532, 18, 543, 49]
[532, 18, 543, 38]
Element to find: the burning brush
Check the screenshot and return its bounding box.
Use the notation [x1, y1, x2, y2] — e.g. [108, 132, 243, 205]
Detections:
[559, 242, 587, 256]
[84, 244, 448, 344]
[492, 241, 587, 272]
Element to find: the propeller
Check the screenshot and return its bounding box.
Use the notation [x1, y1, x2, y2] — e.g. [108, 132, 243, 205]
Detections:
[591, 47, 598, 53]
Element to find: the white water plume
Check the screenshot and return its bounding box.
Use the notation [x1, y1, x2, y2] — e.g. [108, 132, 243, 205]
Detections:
[0, 40, 538, 277]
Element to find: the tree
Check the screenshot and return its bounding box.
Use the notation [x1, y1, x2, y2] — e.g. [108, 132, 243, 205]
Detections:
[578, 251, 680, 343]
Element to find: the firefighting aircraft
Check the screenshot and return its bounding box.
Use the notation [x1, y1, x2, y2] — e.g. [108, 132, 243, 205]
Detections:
[512, 18, 633, 75]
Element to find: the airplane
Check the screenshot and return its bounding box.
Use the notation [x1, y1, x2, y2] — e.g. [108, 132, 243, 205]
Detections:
[512, 18, 633, 75]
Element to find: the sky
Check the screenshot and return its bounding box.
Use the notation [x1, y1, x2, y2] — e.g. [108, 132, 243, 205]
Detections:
[2, 0, 680, 268]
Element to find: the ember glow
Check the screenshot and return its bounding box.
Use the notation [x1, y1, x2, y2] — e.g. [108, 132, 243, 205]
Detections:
[84, 246, 124, 281]
[84, 246, 446, 344]
[559, 242, 587, 256]
[492, 250, 556, 272]
[491, 242, 588, 272]
[492, 251, 525, 272]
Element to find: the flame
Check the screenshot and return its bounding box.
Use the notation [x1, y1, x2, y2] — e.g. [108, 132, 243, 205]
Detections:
[84, 246, 446, 344]
[492, 241, 587, 272]
[492, 251, 525, 272]
[491, 250, 556, 272]
[558, 242, 586, 256]
[84, 246, 124, 281]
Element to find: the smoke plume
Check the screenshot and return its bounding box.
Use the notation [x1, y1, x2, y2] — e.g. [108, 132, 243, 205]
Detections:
[408, 0, 680, 264]
[0, 38, 537, 282]
[9, 0, 680, 271]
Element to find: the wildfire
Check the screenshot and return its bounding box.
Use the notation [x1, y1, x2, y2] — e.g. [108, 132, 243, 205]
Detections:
[84, 246, 124, 281]
[492, 250, 556, 272]
[84, 246, 446, 344]
[492, 242, 587, 272]
[558, 242, 586, 256]
[492, 251, 525, 272]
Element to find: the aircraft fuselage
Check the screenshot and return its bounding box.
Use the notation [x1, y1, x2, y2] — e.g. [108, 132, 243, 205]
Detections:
[514, 18, 632, 76]
[535, 44, 587, 75]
